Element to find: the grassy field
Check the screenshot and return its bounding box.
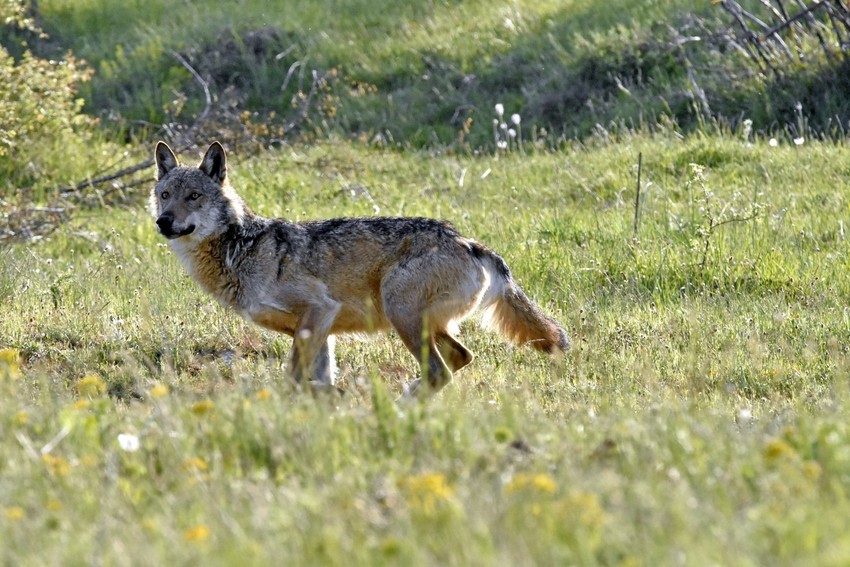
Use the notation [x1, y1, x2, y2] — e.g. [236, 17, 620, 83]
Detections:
[5, 0, 850, 564]
[4, 133, 850, 564]
[31, 0, 752, 146]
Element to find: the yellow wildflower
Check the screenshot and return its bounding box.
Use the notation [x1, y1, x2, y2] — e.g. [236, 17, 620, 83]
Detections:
[4, 506, 25, 520]
[73, 399, 91, 410]
[42, 454, 71, 477]
[504, 473, 557, 494]
[183, 457, 209, 472]
[399, 472, 454, 515]
[0, 348, 21, 379]
[76, 374, 106, 397]
[183, 525, 210, 542]
[764, 438, 796, 460]
[191, 399, 215, 416]
[0, 348, 20, 364]
[803, 461, 823, 480]
[255, 389, 272, 401]
[563, 490, 605, 529]
[149, 383, 169, 399]
[15, 410, 27, 424]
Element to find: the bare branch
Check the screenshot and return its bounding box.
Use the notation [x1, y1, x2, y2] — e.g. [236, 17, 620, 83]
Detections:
[717, 0, 782, 76]
[712, 212, 760, 230]
[280, 59, 304, 94]
[283, 69, 323, 134]
[761, 0, 827, 38]
[168, 49, 213, 144]
[58, 159, 154, 195]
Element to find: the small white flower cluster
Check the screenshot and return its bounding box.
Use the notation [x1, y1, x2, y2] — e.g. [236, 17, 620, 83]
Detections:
[742, 115, 806, 148]
[766, 136, 804, 147]
[741, 119, 752, 144]
[493, 103, 523, 154]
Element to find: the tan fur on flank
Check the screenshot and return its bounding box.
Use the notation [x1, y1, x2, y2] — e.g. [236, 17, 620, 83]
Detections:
[151, 141, 569, 396]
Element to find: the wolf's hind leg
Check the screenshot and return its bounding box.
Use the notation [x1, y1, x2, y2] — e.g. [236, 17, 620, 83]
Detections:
[387, 315, 453, 395]
[379, 285, 453, 394]
[400, 332, 471, 396]
[381, 259, 472, 396]
[436, 332, 474, 372]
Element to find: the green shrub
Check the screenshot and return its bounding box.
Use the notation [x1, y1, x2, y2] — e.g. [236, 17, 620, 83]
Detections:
[0, 0, 96, 195]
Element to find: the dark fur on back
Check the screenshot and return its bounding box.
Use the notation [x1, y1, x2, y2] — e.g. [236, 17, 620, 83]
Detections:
[306, 216, 453, 237]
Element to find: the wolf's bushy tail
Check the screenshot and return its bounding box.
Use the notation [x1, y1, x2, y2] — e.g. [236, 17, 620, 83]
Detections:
[486, 286, 570, 353]
[474, 244, 570, 354]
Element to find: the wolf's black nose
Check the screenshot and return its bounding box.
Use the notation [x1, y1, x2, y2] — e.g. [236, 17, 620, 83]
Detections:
[156, 213, 173, 233]
[156, 213, 174, 231]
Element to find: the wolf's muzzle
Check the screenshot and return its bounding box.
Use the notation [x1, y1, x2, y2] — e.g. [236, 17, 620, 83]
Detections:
[156, 213, 195, 239]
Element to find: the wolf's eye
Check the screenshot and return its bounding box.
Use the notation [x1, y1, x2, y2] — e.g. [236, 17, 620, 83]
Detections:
[161, 191, 170, 200]
[189, 192, 201, 200]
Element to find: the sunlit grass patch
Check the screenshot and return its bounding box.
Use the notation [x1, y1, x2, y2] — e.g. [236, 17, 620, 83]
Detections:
[2, 133, 850, 563]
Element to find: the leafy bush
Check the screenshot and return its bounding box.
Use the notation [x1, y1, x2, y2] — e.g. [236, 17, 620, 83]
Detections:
[0, 48, 94, 190]
[0, 0, 96, 195]
[1, 0, 38, 33]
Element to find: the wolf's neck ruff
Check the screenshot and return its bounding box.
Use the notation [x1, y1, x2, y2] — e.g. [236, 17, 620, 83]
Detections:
[170, 232, 240, 307]
[151, 141, 569, 396]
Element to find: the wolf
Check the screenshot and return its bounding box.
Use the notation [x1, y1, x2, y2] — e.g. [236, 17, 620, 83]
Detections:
[151, 141, 569, 395]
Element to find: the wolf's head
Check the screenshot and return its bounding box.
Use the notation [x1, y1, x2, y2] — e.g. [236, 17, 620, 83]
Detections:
[151, 141, 246, 242]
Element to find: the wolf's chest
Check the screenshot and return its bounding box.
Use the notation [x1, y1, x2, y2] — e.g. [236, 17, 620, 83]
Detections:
[173, 242, 239, 307]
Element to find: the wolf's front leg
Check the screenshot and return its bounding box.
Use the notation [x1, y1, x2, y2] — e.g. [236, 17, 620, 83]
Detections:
[289, 301, 340, 388]
[291, 337, 340, 395]
[312, 336, 337, 387]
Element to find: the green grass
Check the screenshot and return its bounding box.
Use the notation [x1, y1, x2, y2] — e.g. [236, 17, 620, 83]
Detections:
[4, 133, 850, 564]
[33, 0, 735, 146]
[32, 0, 845, 150]
[6, 0, 850, 563]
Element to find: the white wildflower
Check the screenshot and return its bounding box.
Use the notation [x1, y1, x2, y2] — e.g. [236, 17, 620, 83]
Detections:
[793, 136, 804, 146]
[117, 433, 140, 452]
[742, 118, 752, 141]
[508, 128, 517, 138]
[511, 113, 521, 125]
[737, 408, 753, 422]
[768, 138, 778, 147]
[496, 140, 508, 150]
[495, 103, 504, 117]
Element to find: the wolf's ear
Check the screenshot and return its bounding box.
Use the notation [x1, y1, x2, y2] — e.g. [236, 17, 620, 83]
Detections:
[155, 141, 179, 180]
[199, 141, 227, 185]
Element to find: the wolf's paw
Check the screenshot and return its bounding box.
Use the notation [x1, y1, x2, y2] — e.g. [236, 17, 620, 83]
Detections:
[398, 378, 429, 402]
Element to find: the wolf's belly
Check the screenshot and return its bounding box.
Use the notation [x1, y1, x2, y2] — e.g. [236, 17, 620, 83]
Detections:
[244, 308, 298, 336]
